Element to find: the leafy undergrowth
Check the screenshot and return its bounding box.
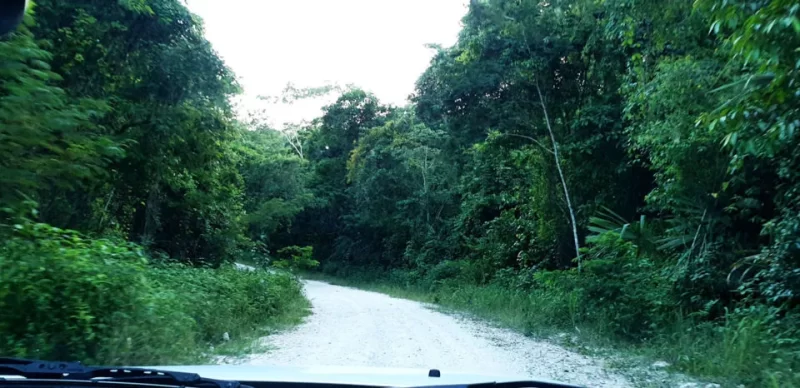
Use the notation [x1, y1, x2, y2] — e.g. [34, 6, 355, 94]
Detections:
[0, 222, 310, 365]
[305, 272, 798, 388]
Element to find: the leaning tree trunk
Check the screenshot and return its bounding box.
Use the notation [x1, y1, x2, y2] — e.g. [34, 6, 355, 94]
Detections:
[536, 83, 582, 272]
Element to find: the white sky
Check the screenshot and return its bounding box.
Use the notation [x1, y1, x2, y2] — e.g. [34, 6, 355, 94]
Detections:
[186, 0, 468, 128]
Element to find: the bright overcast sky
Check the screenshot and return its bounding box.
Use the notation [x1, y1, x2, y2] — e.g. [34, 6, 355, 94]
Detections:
[186, 0, 469, 128]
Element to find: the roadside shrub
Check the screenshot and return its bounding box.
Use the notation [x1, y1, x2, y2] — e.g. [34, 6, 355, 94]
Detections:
[387, 268, 422, 288]
[0, 222, 169, 362]
[97, 288, 198, 365]
[491, 267, 539, 291]
[420, 259, 488, 290]
[421, 260, 461, 289]
[149, 265, 307, 344]
[534, 232, 676, 338]
[0, 222, 307, 364]
[273, 245, 319, 271]
[656, 305, 800, 386]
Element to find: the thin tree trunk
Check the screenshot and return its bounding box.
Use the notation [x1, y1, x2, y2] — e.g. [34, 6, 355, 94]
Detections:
[142, 181, 160, 246]
[97, 187, 116, 230]
[423, 146, 430, 225]
[509, 17, 582, 270]
[283, 131, 304, 159]
[536, 83, 582, 272]
[688, 209, 708, 261]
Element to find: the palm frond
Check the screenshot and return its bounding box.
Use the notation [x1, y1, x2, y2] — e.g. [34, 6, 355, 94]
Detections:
[587, 206, 630, 237]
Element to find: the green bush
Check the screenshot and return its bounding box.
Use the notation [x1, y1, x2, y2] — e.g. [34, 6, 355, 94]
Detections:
[0, 222, 162, 362]
[97, 287, 198, 365]
[0, 222, 307, 364]
[579, 233, 676, 338]
[528, 232, 676, 338]
[421, 260, 470, 290]
[149, 265, 306, 344]
[273, 246, 319, 271]
[646, 305, 800, 387]
[387, 268, 422, 288]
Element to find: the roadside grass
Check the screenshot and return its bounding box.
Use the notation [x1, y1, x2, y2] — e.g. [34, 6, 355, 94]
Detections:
[117, 266, 311, 365]
[97, 266, 311, 365]
[304, 272, 797, 388]
[70, 266, 312, 366]
[0, 224, 311, 366]
[211, 288, 311, 358]
[304, 272, 433, 303]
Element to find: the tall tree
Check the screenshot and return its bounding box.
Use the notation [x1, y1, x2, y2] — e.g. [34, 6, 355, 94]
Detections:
[0, 13, 119, 218]
[31, 0, 244, 265]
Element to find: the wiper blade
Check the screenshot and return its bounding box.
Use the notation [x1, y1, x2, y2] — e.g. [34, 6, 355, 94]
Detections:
[415, 381, 583, 388]
[466, 381, 583, 388]
[0, 358, 247, 388]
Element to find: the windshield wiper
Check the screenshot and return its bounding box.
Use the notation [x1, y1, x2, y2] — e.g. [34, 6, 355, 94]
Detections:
[463, 381, 583, 388]
[0, 358, 248, 388]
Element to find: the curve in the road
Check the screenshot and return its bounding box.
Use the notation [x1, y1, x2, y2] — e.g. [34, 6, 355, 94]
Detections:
[243, 280, 632, 387]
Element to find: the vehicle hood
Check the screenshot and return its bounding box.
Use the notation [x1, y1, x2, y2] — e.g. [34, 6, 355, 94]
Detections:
[141, 364, 544, 387]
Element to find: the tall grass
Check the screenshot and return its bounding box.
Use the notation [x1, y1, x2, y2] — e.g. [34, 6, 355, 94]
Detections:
[102, 266, 310, 365]
[435, 285, 798, 386]
[0, 223, 309, 365]
[308, 271, 799, 387]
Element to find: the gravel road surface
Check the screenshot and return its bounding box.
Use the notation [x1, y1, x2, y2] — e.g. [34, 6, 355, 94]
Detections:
[241, 280, 634, 387]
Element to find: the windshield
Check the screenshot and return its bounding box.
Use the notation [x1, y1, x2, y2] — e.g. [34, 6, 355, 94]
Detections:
[1, 1, 798, 388]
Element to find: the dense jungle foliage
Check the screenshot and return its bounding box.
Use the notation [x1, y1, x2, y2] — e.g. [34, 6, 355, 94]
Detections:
[2, 0, 800, 385]
[0, 0, 309, 364]
[286, 0, 800, 385]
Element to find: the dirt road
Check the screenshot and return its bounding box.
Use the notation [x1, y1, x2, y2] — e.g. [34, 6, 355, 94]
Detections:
[241, 280, 638, 387]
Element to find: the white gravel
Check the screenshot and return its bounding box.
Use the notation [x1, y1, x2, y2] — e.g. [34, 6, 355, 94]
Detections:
[240, 280, 633, 387]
